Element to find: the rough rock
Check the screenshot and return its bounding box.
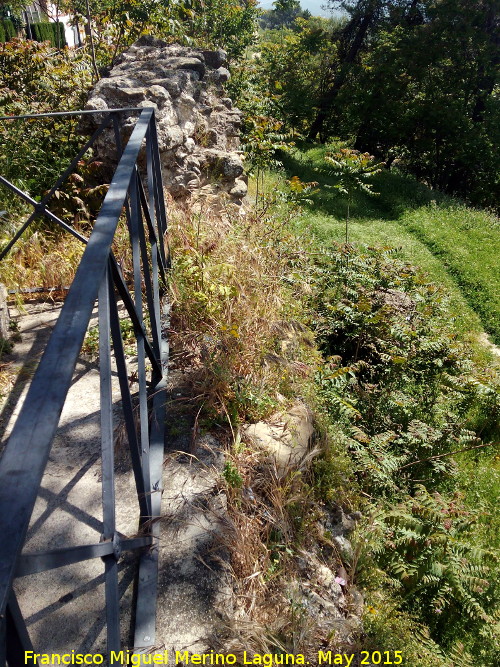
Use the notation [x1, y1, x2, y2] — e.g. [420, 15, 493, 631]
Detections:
[242, 401, 314, 472]
[84, 37, 246, 205]
[0, 283, 9, 341]
[325, 505, 361, 537]
[288, 552, 362, 648]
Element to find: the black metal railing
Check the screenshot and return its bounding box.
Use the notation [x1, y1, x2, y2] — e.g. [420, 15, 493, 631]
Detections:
[0, 107, 169, 663]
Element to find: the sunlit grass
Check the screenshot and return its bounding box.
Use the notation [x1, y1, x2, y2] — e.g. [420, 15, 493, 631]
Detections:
[279, 145, 500, 349]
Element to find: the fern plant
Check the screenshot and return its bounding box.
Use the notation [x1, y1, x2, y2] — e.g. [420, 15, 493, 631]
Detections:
[371, 486, 496, 641]
[321, 148, 382, 244]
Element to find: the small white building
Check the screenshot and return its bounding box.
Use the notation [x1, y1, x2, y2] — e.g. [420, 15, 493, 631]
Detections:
[24, 2, 84, 48]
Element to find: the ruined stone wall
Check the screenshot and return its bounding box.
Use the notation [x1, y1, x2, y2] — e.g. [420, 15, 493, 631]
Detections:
[84, 36, 247, 204]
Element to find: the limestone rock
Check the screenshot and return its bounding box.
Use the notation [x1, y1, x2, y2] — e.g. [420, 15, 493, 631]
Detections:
[0, 284, 10, 342]
[242, 401, 314, 472]
[230, 178, 248, 200]
[84, 39, 246, 205]
[202, 48, 227, 69]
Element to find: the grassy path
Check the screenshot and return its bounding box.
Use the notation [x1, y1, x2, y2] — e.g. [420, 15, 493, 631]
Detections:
[280, 146, 500, 347]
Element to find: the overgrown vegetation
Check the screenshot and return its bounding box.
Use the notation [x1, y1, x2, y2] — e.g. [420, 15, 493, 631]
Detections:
[0, 2, 499, 664]
[162, 157, 500, 663]
[236, 0, 500, 210]
[310, 241, 499, 659]
[167, 191, 317, 425]
[0, 38, 92, 204]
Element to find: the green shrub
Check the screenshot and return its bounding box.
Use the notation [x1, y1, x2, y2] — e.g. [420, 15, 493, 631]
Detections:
[306, 241, 499, 660]
[311, 245, 499, 493]
[1, 19, 16, 42]
[0, 21, 5, 44]
[0, 39, 92, 216]
[28, 22, 66, 48]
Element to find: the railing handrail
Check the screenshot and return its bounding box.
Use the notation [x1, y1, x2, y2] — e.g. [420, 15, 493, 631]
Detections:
[0, 107, 155, 616]
[0, 108, 143, 122]
[0, 108, 166, 654]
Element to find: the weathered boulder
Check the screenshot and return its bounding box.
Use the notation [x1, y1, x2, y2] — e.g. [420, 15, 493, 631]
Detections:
[242, 401, 314, 472]
[84, 37, 247, 205]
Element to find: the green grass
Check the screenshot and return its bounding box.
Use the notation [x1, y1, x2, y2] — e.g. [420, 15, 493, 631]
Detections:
[278, 145, 500, 348]
[265, 145, 500, 664]
[246, 147, 500, 665]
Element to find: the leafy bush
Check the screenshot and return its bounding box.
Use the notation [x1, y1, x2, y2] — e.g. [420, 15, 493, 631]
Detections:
[306, 241, 500, 660]
[373, 486, 495, 631]
[174, 0, 259, 61]
[312, 245, 499, 494]
[0, 19, 16, 42]
[28, 22, 67, 48]
[0, 39, 92, 202]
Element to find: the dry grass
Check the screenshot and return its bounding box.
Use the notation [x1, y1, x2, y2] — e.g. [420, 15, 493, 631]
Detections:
[1, 228, 86, 292]
[213, 442, 359, 661]
[163, 192, 362, 657]
[167, 193, 318, 425]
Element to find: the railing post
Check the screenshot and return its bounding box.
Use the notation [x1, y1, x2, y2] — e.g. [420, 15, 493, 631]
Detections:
[4, 592, 33, 667]
[99, 264, 121, 656]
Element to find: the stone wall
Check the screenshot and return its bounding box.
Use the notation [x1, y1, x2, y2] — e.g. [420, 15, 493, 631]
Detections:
[84, 36, 247, 205]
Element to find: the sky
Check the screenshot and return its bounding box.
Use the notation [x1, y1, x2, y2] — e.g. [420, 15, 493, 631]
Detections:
[258, 0, 341, 18]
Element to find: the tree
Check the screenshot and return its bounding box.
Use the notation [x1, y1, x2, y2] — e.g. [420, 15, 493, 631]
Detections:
[307, 1, 429, 140]
[308, 0, 385, 140]
[323, 148, 381, 244]
[304, 0, 500, 207]
[61, 0, 258, 68]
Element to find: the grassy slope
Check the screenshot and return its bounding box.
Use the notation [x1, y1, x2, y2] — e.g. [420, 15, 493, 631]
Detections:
[258, 146, 500, 662]
[280, 145, 500, 349]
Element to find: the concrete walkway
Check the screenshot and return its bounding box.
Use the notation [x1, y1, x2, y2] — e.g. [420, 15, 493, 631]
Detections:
[0, 300, 230, 655]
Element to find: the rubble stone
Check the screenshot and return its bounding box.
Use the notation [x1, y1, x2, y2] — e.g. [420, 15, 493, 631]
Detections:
[84, 39, 246, 205]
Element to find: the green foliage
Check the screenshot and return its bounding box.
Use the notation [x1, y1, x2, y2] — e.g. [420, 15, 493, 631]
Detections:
[29, 22, 67, 48]
[249, 0, 500, 206]
[242, 115, 291, 175]
[285, 175, 319, 208]
[61, 0, 181, 69]
[283, 144, 500, 347]
[176, 0, 259, 61]
[372, 487, 495, 630]
[300, 229, 500, 659]
[0, 18, 16, 42]
[311, 244, 500, 495]
[269, 152, 499, 663]
[322, 148, 382, 199]
[223, 460, 243, 488]
[241, 19, 333, 135]
[259, 1, 309, 30]
[242, 115, 292, 205]
[314, 0, 500, 208]
[62, 0, 258, 68]
[320, 147, 383, 242]
[0, 39, 93, 213]
[361, 595, 451, 667]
